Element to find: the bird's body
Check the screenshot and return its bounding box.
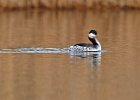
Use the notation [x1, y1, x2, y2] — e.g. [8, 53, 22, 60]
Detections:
[68, 29, 101, 52]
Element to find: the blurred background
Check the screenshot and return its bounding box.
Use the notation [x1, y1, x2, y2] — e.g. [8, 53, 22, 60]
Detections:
[0, 0, 140, 100]
[0, 0, 140, 9]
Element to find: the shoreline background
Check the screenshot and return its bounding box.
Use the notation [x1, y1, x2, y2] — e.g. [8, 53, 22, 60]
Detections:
[0, 0, 140, 10]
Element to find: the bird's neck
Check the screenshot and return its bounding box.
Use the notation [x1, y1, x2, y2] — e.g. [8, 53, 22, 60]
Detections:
[89, 37, 98, 45]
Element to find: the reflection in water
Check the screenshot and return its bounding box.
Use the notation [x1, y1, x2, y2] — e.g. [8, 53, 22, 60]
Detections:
[68, 51, 101, 58]
[68, 51, 101, 69]
[0, 10, 140, 100]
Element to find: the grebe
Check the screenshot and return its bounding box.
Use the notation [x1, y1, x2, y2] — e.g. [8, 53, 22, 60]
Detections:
[68, 29, 101, 52]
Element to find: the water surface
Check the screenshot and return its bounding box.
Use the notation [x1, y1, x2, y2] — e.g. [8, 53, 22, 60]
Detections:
[0, 10, 140, 100]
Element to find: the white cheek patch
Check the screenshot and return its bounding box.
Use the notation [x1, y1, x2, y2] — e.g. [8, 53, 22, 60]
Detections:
[88, 33, 96, 38]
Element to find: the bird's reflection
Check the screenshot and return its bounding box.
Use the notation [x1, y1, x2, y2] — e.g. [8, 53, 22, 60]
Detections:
[68, 51, 101, 67]
[68, 51, 101, 80]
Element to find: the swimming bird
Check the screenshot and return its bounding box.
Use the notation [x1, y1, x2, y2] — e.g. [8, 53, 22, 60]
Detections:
[68, 29, 101, 52]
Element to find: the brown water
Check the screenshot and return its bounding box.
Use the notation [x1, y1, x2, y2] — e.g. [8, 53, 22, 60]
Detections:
[0, 10, 140, 100]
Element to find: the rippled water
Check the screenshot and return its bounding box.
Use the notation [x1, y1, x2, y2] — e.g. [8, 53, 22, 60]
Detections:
[0, 10, 140, 100]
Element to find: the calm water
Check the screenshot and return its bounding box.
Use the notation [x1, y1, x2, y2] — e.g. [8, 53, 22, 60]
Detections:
[0, 10, 140, 100]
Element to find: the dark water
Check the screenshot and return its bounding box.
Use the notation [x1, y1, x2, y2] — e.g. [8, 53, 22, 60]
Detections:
[0, 10, 140, 100]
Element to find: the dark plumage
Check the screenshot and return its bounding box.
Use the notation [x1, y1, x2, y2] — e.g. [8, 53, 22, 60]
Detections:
[68, 29, 101, 51]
